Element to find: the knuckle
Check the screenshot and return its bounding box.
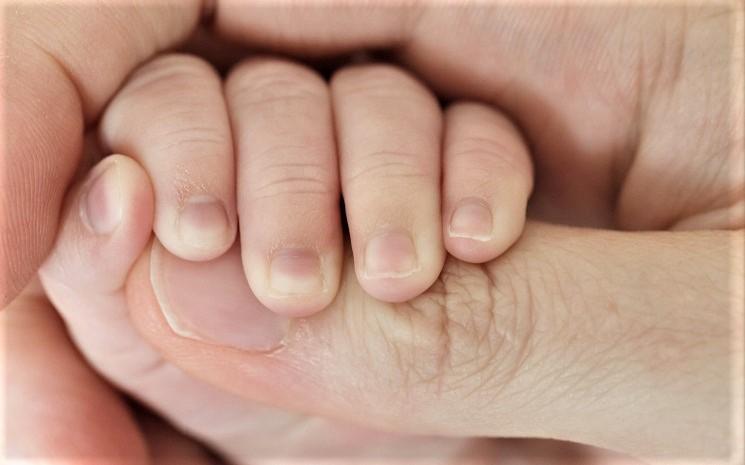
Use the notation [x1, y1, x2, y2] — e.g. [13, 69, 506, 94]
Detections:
[102, 55, 225, 147]
[154, 123, 229, 154]
[344, 150, 433, 189]
[227, 58, 327, 108]
[249, 158, 336, 201]
[448, 135, 532, 180]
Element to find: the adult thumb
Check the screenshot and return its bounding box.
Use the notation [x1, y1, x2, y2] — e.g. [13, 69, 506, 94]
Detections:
[1, 2, 201, 307]
[128, 222, 743, 463]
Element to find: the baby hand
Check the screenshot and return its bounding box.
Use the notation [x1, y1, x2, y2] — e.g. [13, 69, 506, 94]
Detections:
[98, 54, 533, 316]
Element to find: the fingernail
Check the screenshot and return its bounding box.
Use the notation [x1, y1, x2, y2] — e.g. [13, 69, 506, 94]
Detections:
[449, 198, 493, 241]
[82, 161, 122, 235]
[364, 230, 419, 279]
[150, 241, 288, 352]
[178, 195, 230, 249]
[269, 248, 324, 296]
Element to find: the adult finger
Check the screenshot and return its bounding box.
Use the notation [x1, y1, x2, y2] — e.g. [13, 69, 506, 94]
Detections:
[1, 1, 201, 307]
[129, 223, 743, 462]
[214, 3, 417, 56]
[100, 54, 236, 261]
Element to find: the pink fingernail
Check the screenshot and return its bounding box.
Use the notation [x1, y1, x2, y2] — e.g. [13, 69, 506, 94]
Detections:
[449, 198, 493, 241]
[81, 161, 122, 235]
[150, 241, 288, 352]
[363, 230, 419, 279]
[178, 194, 230, 250]
[269, 248, 324, 297]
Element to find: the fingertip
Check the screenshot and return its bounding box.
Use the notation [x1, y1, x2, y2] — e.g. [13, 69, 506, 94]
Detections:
[444, 199, 526, 264]
[243, 247, 343, 318]
[356, 234, 444, 303]
[158, 194, 237, 262]
[443, 100, 533, 265]
[445, 226, 523, 264]
[40, 154, 154, 291]
[107, 154, 155, 242]
[94, 155, 155, 265]
[357, 279, 424, 304]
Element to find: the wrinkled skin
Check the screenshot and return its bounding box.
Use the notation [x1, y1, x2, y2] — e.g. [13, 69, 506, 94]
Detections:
[3, 2, 743, 464]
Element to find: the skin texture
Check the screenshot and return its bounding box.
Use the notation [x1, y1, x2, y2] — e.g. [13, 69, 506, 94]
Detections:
[20, 57, 535, 462]
[126, 224, 739, 462]
[3, 2, 742, 305]
[31, 153, 739, 462]
[99, 54, 238, 262]
[29, 154, 525, 465]
[2, 1, 744, 463]
[98, 53, 533, 315]
[2, 288, 638, 464]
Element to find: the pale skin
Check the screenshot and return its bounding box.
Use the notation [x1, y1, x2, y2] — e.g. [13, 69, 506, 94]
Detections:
[96, 54, 532, 315]
[13, 53, 539, 462]
[2, 2, 743, 464]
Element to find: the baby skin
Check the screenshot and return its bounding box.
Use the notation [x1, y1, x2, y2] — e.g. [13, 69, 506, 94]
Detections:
[34, 53, 536, 461]
[95, 53, 533, 316]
